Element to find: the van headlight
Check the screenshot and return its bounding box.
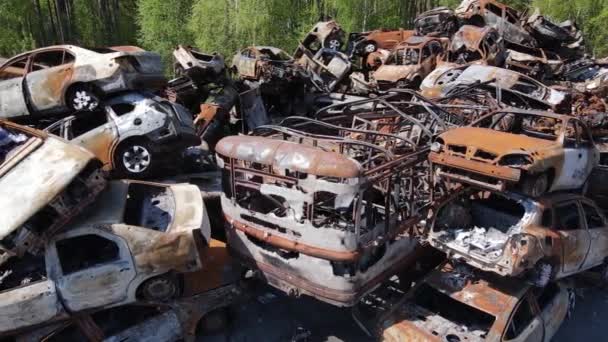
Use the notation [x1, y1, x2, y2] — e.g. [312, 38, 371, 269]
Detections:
[430, 141, 443, 153]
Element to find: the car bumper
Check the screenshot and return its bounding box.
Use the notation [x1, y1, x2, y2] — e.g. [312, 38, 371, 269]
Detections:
[429, 152, 521, 191]
[96, 72, 167, 93]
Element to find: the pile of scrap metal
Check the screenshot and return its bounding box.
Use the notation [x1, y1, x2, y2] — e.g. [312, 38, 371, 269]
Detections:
[0, 46, 241, 341]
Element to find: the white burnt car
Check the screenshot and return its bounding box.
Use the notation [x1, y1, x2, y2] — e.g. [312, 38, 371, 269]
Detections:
[0, 120, 106, 266]
[45, 92, 200, 178]
[0, 180, 210, 336]
[0, 45, 165, 119]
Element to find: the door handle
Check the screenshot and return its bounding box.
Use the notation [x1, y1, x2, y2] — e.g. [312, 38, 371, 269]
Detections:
[579, 153, 583, 158]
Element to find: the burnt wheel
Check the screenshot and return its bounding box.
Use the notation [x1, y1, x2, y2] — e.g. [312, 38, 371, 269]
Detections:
[66, 84, 100, 111]
[521, 172, 549, 198]
[139, 274, 180, 302]
[114, 139, 156, 179]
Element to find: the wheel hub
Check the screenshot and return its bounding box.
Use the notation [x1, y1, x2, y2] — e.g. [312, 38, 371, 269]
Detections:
[123, 145, 151, 173]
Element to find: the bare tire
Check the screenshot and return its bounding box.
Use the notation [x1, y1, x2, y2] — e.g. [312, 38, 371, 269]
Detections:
[139, 274, 179, 302]
[115, 140, 155, 179]
[529, 261, 552, 287]
[521, 172, 549, 198]
[67, 85, 100, 111]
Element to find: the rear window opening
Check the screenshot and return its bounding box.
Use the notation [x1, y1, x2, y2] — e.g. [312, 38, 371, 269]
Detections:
[433, 192, 528, 259]
[414, 283, 495, 338]
[124, 183, 175, 232]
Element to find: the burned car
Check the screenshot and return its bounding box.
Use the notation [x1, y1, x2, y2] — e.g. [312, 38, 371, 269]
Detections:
[294, 47, 352, 92]
[0, 120, 105, 266]
[455, 0, 536, 46]
[0, 179, 210, 336]
[448, 25, 506, 66]
[429, 109, 599, 197]
[216, 108, 441, 306]
[173, 45, 225, 82]
[373, 36, 448, 90]
[504, 41, 563, 80]
[379, 262, 573, 341]
[414, 7, 459, 37]
[348, 29, 415, 55]
[300, 20, 346, 52]
[231, 46, 307, 84]
[426, 188, 608, 287]
[44, 92, 200, 178]
[0, 45, 165, 119]
[420, 64, 570, 112]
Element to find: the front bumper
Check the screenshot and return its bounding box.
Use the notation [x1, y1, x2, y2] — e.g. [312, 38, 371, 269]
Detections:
[429, 151, 521, 191]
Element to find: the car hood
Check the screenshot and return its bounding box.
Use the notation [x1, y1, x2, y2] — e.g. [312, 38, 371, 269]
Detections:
[439, 127, 556, 156]
[374, 64, 421, 82]
[0, 137, 93, 239]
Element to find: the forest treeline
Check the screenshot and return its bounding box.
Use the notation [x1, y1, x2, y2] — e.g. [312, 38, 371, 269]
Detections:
[2, 0, 608, 69]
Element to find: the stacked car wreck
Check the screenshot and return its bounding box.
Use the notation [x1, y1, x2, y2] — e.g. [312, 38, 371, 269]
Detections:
[3, 0, 608, 340]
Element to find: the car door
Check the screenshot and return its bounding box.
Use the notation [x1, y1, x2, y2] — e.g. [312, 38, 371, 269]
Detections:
[532, 283, 568, 342]
[581, 201, 608, 268]
[68, 109, 119, 166]
[48, 229, 137, 313]
[420, 44, 436, 76]
[0, 56, 30, 118]
[554, 201, 591, 274]
[502, 294, 544, 342]
[25, 49, 76, 113]
[555, 120, 593, 190]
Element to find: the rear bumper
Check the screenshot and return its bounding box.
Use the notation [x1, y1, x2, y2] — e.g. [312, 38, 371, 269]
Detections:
[429, 152, 521, 190]
[96, 72, 167, 93]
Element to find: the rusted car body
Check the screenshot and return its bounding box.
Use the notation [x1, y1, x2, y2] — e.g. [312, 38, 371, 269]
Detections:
[173, 45, 225, 82]
[44, 92, 200, 178]
[0, 179, 210, 336]
[414, 7, 459, 37]
[420, 64, 570, 112]
[373, 36, 449, 90]
[0, 120, 106, 266]
[455, 0, 536, 46]
[0, 45, 165, 119]
[429, 109, 598, 196]
[448, 25, 506, 66]
[427, 188, 608, 286]
[215, 94, 456, 306]
[231, 46, 305, 83]
[294, 47, 351, 92]
[378, 262, 571, 342]
[505, 41, 563, 79]
[348, 29, 415, 55]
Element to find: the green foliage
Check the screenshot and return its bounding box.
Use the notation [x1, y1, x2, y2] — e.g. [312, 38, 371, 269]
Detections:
[0, 0, 36, 56]
[137, 0, 195, 71]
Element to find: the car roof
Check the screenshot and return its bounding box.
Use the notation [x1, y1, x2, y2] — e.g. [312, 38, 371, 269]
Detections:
[423, 262, 527, 317]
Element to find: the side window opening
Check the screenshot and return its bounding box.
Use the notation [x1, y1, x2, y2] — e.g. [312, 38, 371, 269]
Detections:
[110, 103, 136, 116]
[31, 51, 67, 69]
[69, 109, 108, 138]
[576, 122, 593, 146]
[582, 203, 605, 229]
[0, 253, 46, 292]
[0, 57, 29, 80]
[555, 203, 581, 231]
[56, 234, 119, 274]
[564, 121, 577, 147]
[505, 297, 535, 340]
